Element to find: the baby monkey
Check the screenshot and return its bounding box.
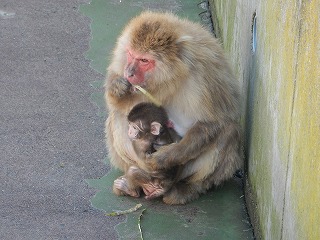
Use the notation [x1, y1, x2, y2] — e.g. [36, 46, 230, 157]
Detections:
[113, 102, 181, 199]
[128, 102, 181, 157]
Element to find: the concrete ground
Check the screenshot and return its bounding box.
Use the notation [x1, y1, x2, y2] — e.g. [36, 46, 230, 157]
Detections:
[0, 0, 118, 239]
[0, 0, 254, 239]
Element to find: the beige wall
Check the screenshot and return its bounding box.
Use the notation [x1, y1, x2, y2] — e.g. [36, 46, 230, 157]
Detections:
[209, 0, 320, 239]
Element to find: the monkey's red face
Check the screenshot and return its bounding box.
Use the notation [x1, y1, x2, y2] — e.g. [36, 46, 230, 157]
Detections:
[124, 49, 155, 85]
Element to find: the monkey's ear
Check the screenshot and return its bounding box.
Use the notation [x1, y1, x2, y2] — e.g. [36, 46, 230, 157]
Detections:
[150, 122, 162, 135]
[176, 35, 193, 43]
[176, 36, 193, 61]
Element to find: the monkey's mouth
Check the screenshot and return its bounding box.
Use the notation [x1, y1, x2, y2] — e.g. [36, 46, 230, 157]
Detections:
[130, 83, 147, 93]
[130, 85, 138, 92]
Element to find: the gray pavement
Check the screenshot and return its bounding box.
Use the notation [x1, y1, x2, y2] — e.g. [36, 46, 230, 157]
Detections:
[0, 1, 121, 239]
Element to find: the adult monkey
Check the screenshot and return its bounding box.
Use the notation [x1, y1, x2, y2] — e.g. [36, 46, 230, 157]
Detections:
[105, 11, 242, 204]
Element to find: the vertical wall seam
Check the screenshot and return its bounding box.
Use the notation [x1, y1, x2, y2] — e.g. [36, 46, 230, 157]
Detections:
[210, 0, 222, 39]
[280, 1, 303, 239]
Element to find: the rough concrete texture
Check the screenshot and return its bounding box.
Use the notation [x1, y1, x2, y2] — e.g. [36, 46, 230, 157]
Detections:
[210, 0, 320, 239]
[0, 1, 121, 239]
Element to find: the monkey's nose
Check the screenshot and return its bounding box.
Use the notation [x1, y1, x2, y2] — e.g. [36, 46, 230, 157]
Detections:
[125, 66, 135, 78]
[124, 68, 134, 80]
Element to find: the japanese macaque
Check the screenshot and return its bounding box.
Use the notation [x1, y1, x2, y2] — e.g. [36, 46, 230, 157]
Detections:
[105, 11, 243, 204]
[113, 102, 181, 199]
[127, 102, 181, 157]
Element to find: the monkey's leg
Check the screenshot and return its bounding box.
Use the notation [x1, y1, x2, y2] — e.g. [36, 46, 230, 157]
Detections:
[105, 115, 130, 171]
[163, 123, 242, 205]
[113, 175, 141, 198]
[127, 166, 152, 182]
[210, 125, 242, 185]
[162, 181, 204, 205]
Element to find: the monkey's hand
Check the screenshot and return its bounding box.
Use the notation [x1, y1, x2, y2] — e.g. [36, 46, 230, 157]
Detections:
[108, 77, 131, 98]
[147, 143, 180, 170]
[148, 121, 221, 170]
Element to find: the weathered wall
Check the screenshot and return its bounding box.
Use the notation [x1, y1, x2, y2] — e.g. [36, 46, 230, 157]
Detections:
[209, 0, 320, 239]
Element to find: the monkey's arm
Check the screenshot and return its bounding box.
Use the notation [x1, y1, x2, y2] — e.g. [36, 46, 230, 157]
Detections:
[147, 121, 223, 170]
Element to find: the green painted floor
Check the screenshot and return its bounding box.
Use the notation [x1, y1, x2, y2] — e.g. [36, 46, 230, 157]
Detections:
[80, 1, 254, 239]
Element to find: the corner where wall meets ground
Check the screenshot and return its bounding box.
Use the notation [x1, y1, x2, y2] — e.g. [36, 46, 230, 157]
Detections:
[209, 0, 320, 239]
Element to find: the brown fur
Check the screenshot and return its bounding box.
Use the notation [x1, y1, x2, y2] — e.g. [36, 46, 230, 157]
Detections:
[128, 102, 181, 156]
[105, 11, 243, 204]
[113, 102, 181, 199]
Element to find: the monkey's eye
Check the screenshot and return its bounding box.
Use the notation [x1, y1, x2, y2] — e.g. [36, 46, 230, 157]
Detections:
[132, 124, 143, 132]
[139, 58, 149, 64]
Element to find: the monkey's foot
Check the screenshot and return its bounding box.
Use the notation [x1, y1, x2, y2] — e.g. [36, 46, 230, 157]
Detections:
[142, 183, 165, 200]
[163, 183, 200, 205]
[113, 178, 140, 198]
